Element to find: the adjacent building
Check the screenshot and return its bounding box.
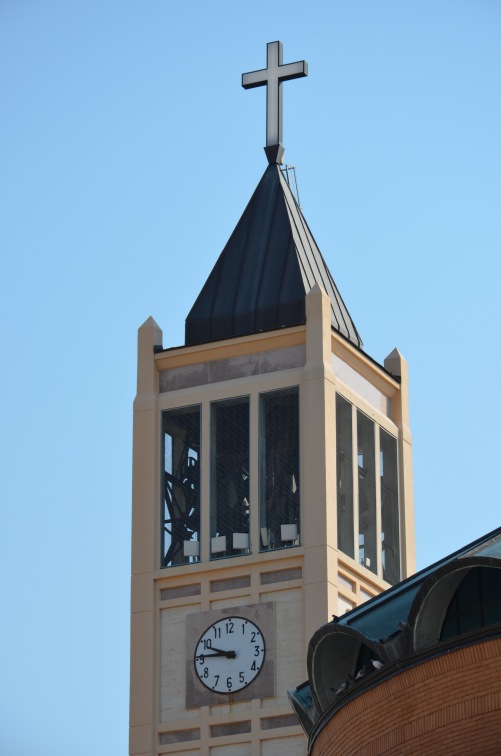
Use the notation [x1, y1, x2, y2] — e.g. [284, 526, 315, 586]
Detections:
[290, 527, 501, 755]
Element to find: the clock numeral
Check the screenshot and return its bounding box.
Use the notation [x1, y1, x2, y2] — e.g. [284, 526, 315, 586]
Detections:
[196, 617, 265, 693]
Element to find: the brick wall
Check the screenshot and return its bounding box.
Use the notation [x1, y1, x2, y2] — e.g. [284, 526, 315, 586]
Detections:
[311, 637, 501, 756]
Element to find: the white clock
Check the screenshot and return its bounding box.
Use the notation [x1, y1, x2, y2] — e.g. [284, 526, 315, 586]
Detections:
[194, 616, 266, 693]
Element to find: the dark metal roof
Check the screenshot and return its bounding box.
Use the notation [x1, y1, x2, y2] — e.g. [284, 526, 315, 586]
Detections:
[288, 525, 501, 738]
[185, 163, 362, 347]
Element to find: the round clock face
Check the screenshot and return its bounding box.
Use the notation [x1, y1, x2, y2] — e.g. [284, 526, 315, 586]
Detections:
[194, 616, 265, 693]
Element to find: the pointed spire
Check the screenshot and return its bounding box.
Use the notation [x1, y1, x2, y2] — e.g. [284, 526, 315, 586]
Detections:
[185, 164, 361, 348]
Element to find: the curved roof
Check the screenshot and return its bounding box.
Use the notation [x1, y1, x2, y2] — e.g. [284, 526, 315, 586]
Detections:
[289, 526, 501, 738]
[185, 163, 362, 347]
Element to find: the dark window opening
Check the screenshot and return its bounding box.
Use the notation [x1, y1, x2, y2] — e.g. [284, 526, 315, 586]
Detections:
[380, 428, 400, 584]
[162, 405, 201, 567]
[210, 397, 250, 558]
[336, 394, 354, 558]
[358, 411, 377, 575]
[335, 393, 400, 584]
[260, 387, 300, 551]
[440, 567, 501, 641]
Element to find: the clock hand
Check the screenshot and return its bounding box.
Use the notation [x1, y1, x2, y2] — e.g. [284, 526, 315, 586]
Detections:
[196, 649, 236, 659]
[204, 651, 236, 659]
[209, 646, 236, 656]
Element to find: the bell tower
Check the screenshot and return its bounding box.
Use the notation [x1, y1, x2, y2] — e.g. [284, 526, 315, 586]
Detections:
[129, 41, 414, 756]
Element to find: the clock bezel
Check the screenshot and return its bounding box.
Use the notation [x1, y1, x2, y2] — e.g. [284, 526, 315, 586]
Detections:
[186, 602, 275, 707]
[194, 615, 266, 693]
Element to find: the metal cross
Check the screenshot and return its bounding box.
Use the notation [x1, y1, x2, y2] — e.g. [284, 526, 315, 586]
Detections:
[242, 41, 308, 164]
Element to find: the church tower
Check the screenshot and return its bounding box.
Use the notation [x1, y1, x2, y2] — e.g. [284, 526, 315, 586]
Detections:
[130, 41, 415, 756]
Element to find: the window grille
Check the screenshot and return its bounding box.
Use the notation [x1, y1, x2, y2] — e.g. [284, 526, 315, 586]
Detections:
[162, 405, 201, 567]
[259, 387, 300, 551]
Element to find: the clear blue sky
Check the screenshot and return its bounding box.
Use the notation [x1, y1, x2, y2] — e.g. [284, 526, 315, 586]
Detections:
[1, 2, 500, 754]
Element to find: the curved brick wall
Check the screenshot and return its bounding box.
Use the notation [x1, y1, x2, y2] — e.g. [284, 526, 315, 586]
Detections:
[311, 637, 501, 756]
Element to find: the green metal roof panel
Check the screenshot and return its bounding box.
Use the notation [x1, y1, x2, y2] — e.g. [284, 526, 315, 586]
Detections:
[338, 525, 501, 641]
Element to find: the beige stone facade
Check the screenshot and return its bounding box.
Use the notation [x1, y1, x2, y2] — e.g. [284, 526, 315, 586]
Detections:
[130, 285, 414, 755]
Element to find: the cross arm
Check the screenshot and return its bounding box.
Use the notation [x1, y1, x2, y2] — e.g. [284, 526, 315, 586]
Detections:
[242, 69, 268, 89]
[278, 60, 308, 82]
[242, 60, 308, 90]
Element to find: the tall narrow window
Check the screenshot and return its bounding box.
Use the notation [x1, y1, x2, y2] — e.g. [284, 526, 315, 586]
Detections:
[357, 411, 377, 575]
[162, 405, 201, 567]
[260, 387, 300, 551]
[336, 394, 354, 558]
[380, 428, 400, 583]
[210, 397, 250, 558]
[335, 392, 400, 584]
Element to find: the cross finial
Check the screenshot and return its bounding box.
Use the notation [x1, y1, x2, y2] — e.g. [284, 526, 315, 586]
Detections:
[242, 41, 308, 164]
